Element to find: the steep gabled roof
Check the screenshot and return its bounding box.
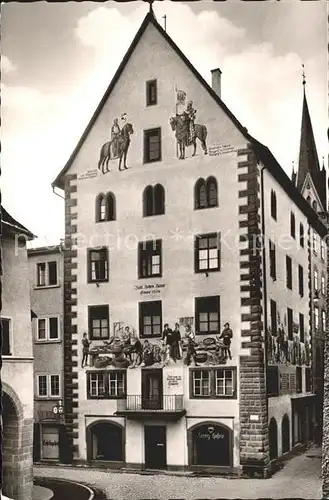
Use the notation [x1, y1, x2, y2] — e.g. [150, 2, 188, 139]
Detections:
[296, 88, 326, 209]
[1, 206, 35, 239]
[52, 10, 327, 237]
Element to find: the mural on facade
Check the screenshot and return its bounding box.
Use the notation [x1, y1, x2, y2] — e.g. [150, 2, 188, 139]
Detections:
[98, 114, 134, 174]
[85, 321, 233, 369]
[169, 89, 207, 159]
[266, 320, 310, 367]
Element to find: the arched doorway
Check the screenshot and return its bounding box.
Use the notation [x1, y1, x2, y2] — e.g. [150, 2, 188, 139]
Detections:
[281, 414, 290, 454]
[269, 418, 278, 461]
[87, 421, 124, 462]
[189, 422, 232, 467]
[2, 393, 21, 498]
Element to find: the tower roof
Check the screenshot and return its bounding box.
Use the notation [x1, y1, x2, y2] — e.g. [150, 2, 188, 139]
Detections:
[296, 87, 326, 208]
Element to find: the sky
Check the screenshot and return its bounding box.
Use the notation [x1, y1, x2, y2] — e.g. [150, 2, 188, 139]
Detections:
[1, 0, 327, 247]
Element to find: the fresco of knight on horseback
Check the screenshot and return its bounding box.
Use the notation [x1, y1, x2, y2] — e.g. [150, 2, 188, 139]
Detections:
[169, 102, 207, 160]
[98, 118, 134, 174]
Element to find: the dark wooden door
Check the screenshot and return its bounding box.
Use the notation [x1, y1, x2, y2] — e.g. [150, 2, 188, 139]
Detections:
[142, 370, 163, 410]
[144, 425, 167, 469]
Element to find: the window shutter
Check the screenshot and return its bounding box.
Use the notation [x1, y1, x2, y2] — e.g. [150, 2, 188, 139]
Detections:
[49, 317, 59, 339]
[194, 235, 199, 272]
[217, 232, 221, 271]
[48, 261, 57, 285]
[1, 319, 10, 355]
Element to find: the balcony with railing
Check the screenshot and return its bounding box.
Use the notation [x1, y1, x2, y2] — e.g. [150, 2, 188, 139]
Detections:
[115, 395, 186, 420]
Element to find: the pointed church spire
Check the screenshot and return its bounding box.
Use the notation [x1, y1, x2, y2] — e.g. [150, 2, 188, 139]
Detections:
[296, 65, 326, 208]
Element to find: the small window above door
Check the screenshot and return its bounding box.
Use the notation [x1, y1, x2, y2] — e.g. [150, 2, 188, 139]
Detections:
[146, 80, 157, 106]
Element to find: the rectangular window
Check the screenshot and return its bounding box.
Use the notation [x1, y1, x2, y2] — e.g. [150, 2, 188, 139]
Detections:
[287, 308, 293, 341]
[1, 318, 11, 355]
[286, 255, 292, 290]
[290, 212, 296, 239]
[322, 310, 326, 332]
[37, 374, 61, 398]
[37, 317, 60, 341]
[144, 128, 161, 163]
[321, 240, 325, 260]
[267, 366, 279, 397]
[88, 248, 109, 282]
[195, 295, 220, 335]
[87, 371, 126, 399]
[88, 305, 109, 340]
[270, 299, 277, 335]
[269, 240, 276, 280]
[299, 313, 304, 343]
[314, 269, 318, 291]
[146, 79, 157, 106]
[36, 261, 58, 286]
[313, 232, 318, 255]
[191, 368, 236, 398]
[195, 233, 221, 273]
[296, 367, 302, 393]
[305, 368, 312, 392]
[314, 307, 319, 330]
[139, 300, 162, 338]
[138, 240, 162, 278]
[321, 275, 326, 295]
[298, 265, 304, 297]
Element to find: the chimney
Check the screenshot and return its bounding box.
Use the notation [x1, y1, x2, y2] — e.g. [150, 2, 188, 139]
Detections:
[211, 68, 222, 98]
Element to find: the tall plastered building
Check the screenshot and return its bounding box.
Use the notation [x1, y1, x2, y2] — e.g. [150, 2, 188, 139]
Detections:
[51, 10, 327, 476]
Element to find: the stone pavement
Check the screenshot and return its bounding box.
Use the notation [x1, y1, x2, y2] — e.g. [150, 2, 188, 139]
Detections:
[34, 449, 322, 499]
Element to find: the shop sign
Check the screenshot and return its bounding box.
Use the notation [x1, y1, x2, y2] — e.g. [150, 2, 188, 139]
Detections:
[42, 440, 59, 447]
[197, 431, 225, 440]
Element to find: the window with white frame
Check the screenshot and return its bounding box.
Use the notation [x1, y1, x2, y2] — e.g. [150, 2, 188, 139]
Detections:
[321, 240, 325, 260]
[314, 307, 319, 330]
[314, 269, 318, 292]
[37, 317, 59, 341]
[191, 368, 236, 398]
[322, 275, 326, 295]
[37, 374, 61, 398]
[322, 310, 326, 332]
[313, 233, 318, 255]
[87, 371, 126, 398]
[36, 261, 58, 287]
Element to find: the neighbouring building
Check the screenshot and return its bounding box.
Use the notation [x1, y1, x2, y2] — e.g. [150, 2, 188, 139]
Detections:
[1, 207, 35, 500]
[51, 10, 327, 476]
[293, 81, 327, 445]
[28, 244, 66, 462]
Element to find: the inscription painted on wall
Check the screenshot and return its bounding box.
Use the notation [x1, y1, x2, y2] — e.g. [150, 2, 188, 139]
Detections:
[78, 169, 99, 181]
[208, 144, 236, 156]
[134, 283, 166, 295]
[169, 88, 208, 159]
[167, 374, 182, 387]
[98, 113, 134, 174]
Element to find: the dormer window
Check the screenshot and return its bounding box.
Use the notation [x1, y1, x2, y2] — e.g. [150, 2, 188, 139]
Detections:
[146, 80, 157, 106]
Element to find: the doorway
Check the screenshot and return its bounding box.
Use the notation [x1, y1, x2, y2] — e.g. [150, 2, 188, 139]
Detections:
[144, 425, 167, 469]
[142, 370, 163, 410]
[269, 418, 278, 461]
[192, 423, 231, 466]
[87, 422, 123, 461]
[42, 426, 60, 460]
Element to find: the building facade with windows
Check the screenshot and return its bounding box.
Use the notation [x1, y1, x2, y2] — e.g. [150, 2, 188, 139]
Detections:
[27, 245, 66, 462]
[51, 11, 327, 476]
[292, 85, 328, 444]
[1, 207, 35, 500]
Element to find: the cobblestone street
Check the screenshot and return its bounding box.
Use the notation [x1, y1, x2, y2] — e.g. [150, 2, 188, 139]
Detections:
[34, 449, 322, 499]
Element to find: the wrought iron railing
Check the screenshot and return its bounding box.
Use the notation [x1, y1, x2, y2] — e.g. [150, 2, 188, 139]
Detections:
[117, 395, 184, 412]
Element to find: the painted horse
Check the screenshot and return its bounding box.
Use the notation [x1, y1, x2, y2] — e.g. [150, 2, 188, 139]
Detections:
[169, 114, 207, 159]
[98, 122, 134, 173]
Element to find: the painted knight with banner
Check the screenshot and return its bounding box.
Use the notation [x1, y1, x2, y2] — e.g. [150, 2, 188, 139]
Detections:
[184, 100, 197, 144]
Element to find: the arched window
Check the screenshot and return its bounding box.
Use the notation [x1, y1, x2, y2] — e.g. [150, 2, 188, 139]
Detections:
[299, 223, 304, 248]
[96, 194, 106, 222]
[270, 190, 277, 220]
[269, 418, 278, 461]
[86, 421, 124, 462]
[312, 200, 318, 212]
[206, 176, 218, 207]
[195, 178, 207, 209]
[290, 212, 295, 239]
[106, 192, 116, 221]
[154, 184, 165, 215]
[189, 422, 232, 467]
[281, 414, 290, 454]
[143, 185, 154, 217]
